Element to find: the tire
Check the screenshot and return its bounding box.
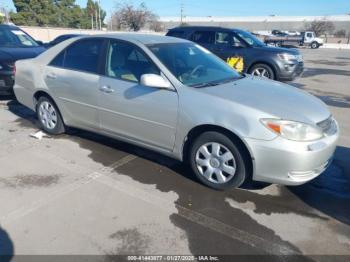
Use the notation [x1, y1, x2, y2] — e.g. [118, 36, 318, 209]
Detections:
[311, 41, 319, 49]
[36, 96, 65, 135]
[249, 63, 275, 80]
[189, 131, 249, 190]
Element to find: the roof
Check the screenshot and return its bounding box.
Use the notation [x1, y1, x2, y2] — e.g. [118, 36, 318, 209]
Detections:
[88, 33, 188, 45]
[169, 26, 236, 31]
[0, 24, 19, 29]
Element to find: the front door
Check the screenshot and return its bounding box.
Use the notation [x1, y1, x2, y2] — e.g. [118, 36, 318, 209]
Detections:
[214, 31, 246, 73]
[98, 39, 178, 151]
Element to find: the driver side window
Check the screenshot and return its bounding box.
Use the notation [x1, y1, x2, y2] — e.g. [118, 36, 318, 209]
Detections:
[106, 40, 160, 83]
[233, 34, 247, 47]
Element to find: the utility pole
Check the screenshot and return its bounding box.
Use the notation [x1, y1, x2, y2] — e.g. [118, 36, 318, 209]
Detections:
[180, 2, 184, 25]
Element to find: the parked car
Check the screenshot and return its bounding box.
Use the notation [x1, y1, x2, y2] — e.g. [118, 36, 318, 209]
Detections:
[166, 26, 304, 81]
[45, 34, 83, 48]
[14, 34, 339, 190]
[0, 24, 46, 95]
[265, 31, 324, 49]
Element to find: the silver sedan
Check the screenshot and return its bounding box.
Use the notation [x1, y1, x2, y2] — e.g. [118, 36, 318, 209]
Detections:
[13, 34, 339, 190]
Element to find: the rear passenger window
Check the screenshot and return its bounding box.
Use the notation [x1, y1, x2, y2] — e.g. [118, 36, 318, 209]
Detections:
[49, 38, 104, 74]
[167, 30, 185, 38]
[191, 31, 215, 44]
[50, 52, 65, 67]
[215, 32, 230, 45]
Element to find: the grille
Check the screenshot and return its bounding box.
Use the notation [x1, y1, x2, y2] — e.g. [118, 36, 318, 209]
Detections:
[317, 116, 337, 136]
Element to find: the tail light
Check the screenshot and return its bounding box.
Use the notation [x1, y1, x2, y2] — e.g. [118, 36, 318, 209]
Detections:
[13, 64, 16, 75]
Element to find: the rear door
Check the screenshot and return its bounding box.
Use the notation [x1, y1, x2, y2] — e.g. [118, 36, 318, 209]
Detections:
[190, 30, 216, 52]
[98, 39, 178, 151]
[45, 38, 105, 128]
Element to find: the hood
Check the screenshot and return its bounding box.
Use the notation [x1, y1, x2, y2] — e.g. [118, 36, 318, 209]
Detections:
[199, 76, 330, 124]
[0, 46, 46, 62]
[256, 45, 300, 55]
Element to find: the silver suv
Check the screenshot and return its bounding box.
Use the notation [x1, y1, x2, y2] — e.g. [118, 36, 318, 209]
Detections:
[14, 34, 339, 190]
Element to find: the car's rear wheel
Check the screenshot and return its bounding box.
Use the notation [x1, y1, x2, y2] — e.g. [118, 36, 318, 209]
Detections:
[189, 131, 248, 190]
[36, 96, 65, 135]
[249, 64, 275, 80]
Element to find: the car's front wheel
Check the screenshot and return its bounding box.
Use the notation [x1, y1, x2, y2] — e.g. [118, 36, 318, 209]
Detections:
[249, 63, 275, 80]
[189, 131, 248, 190]
[36, 96, 65, 135]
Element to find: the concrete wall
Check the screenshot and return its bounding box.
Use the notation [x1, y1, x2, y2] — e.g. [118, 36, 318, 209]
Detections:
[19, 26, 162, 42]
[19, 25, 350, 45]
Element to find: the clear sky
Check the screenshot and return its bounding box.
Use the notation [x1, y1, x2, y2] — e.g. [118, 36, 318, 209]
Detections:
[2, 0, 350, 18]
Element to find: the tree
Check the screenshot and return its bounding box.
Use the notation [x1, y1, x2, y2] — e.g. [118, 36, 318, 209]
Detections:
[52, 0, 85, 28]
[305, 19, 335, 36]
[9, 0, 105, 29]
[334, 29, 346, 38]
[11, 0, 57, 26]
[111, 2, 158, 31]
[149, 19, 164, 32]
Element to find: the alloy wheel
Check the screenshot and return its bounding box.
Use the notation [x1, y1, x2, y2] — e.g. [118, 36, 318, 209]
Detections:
[38, 101, 58, 130]
[252, 68, 270, 78]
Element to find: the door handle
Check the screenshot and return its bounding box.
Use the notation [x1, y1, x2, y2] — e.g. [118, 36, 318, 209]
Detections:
[46, 72, 57, 79]
[99, 85, 114, 93]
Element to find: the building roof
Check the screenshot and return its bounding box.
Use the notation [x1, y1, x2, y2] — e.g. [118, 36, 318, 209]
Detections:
[160, 14, 350, 23]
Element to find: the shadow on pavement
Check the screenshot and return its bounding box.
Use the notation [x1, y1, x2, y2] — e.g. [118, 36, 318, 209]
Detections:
[0, 227, 14, 261]
[290, 83, 350, 108]
[0, 95, 15, 102]
[303, 68, 350, 78]
[289, 146, 350, 225]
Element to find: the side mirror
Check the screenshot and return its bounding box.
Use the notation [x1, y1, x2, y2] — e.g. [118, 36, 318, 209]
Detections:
[36, 40, 44, 46]
[140, 74, 173, 90]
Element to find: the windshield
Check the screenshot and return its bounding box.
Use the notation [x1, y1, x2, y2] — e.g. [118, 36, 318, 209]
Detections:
[148, 43, 242, 87]
[235, 30, 265, 47]
[0, 27, 39, 47]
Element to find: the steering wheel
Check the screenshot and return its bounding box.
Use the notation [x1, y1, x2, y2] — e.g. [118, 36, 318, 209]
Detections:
[190, 65, 205, 78]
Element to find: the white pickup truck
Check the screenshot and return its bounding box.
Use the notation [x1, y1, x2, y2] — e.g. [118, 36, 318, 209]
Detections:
[264, 31, 324, 49]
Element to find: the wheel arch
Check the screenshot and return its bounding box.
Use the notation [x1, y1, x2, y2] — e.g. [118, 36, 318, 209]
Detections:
[33, 90, 66, 126]
[182, 124, 255, 177]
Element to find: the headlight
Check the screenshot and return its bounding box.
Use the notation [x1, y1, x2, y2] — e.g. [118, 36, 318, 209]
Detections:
[261, 119, 324, 141]
[277, 53, 297, 61]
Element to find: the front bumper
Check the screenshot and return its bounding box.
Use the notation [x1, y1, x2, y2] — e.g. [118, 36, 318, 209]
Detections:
[278, 61, 304, 81]
[245, 122, 339, 186]
[0, 72, 15, 95]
